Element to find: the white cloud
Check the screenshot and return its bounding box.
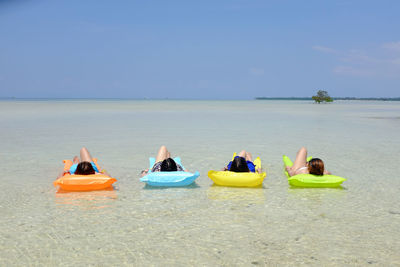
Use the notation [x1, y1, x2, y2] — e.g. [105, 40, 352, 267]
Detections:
[382, 41, 400, 52]
[313, 42, 400, 78]
[339, 51, 380, 64]
[333, 66, 374, 77]
[312, 45, 338, 54]
[249, 68, 264, 76]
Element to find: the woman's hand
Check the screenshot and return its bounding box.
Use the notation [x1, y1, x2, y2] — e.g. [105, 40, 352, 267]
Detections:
[285, 166, 294, 176]
[57, 170, 69, 179]
[140, 169, 149, 177]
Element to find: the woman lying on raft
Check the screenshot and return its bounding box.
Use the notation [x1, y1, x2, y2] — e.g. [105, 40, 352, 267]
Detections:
[286, 147, 331, 176]
[140, 145, 189, 177]
[223, 150, 262, 173]
[58, 147, 110, 178]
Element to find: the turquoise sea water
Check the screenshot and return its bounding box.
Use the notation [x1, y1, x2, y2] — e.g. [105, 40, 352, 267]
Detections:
[0, 100, 399, 266]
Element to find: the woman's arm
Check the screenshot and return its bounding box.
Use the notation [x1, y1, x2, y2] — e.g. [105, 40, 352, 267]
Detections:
[57, 170, 70, 179]
[286, 166, 295, 177]
[140, 169, 149, 177]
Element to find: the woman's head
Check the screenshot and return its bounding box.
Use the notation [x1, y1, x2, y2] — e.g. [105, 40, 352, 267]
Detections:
[229, 157, 250, 172]
[161, 158, 178, 172]
[75, 161, 95, 175]
[307, 158, 324, 176]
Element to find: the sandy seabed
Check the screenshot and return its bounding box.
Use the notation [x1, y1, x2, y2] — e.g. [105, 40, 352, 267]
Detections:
[1, 100, 399, 266]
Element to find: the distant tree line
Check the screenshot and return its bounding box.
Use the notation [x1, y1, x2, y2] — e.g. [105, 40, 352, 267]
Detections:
[256, 89, 400, 102]
[255, 96, 400, 101]
[332, 97, 400, 101]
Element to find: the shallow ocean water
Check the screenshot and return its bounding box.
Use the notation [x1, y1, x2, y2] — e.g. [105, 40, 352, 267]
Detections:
[0, 100, 399, 266]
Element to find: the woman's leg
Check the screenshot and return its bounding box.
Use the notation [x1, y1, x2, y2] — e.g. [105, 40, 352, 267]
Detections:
[245, 151, 253, 162]
[238, 150, 246, 158]
[238, 150, 253, 162]
[291, 147, 308, 172]
[155, 145, 170, 163]
[80, 147, 93, 162]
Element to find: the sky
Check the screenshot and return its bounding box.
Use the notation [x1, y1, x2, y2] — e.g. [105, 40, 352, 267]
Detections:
[0, 0, 399, 99]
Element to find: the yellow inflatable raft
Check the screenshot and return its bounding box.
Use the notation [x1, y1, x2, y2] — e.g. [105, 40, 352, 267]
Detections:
[208, 153, 266, 187]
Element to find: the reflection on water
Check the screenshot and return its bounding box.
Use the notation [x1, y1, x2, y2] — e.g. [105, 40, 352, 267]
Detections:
[287, 187, 347, 202]
[55, 187, 117, 210]
[289, 185, 346, 190]
[142, 182, 200, 190]
[139, 185, 200, 201]
[207, 184, 266, 204]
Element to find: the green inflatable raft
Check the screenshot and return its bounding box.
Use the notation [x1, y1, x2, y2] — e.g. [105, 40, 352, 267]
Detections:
[283, 155, 346, 188]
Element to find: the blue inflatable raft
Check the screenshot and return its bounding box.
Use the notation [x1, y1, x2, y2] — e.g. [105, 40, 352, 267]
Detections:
[140, 157, 200, 187]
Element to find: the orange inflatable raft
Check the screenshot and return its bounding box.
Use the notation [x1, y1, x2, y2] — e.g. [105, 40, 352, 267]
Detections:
[54, 158, 117, 191]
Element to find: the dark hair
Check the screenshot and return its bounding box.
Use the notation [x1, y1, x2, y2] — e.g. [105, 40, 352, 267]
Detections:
[161, 158, 178, 172]
[75, 161, 95, 175]
[229, 157, 250, 172]
[308, 158, 324, 176]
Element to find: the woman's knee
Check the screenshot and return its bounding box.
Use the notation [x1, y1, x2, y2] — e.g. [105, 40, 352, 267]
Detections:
[238, 150, 247, 157]
[298, 147, 307, 154]
[246, 152, 253, 161]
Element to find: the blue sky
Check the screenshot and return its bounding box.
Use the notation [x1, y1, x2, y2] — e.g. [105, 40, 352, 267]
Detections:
[1, 0, 399, 99]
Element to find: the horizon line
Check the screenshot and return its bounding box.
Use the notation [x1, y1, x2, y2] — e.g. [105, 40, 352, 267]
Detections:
[1, 96, 400, 101]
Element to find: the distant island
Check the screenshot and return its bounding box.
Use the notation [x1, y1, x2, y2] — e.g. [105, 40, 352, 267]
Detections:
[255, 97, 400, 101]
